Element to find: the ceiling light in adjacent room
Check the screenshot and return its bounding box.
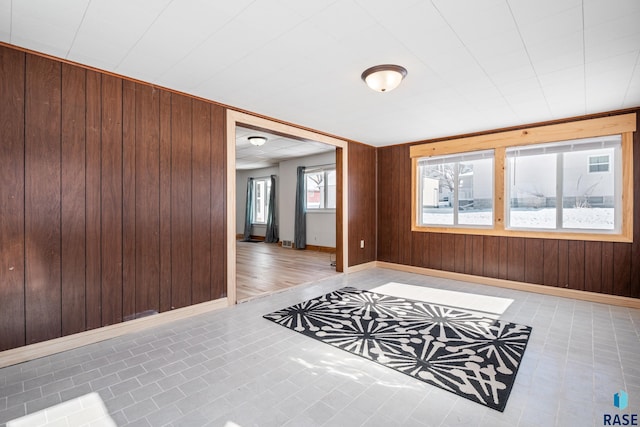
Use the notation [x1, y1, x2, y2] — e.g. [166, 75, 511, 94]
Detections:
[361, 64, 408, 92]
[248, 136, 267, 146]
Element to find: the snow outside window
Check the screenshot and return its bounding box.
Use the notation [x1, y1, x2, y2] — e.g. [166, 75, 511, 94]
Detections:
[417, 150, 494, 227]
[506, 135, 621, 232]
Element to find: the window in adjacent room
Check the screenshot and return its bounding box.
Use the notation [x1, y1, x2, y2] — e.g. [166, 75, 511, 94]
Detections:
[252, 177, 271, 224]
[506, 135, 621, 231]
[416, 150, 494, 227]
[305, 167, 336, 210]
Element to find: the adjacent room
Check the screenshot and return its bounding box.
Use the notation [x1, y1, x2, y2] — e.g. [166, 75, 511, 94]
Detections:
[234, 126, 340, 301]
[0, 1, 639, 427]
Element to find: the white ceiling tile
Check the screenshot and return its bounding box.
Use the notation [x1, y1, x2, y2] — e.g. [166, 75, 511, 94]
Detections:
[10, 0, 89, 57]
[69, 0, 172, 68]
[508, 0, 581, 27]
[516, 5, 583, 47]
[527, 31, 584, 75]
[0, 0, 11, 41]
[584, 0, 640, 26]
[306, 0, 377, 41]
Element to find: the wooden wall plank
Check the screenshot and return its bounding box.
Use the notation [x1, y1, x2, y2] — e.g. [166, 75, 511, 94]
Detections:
[613, 243, 632, 297]
[159, 91, 172, 312]
[85, 70, 102, 330]
[135, 83, 161, 315]
[24, 54, 62, 344]
[440, 235, 455, 272]
[398, 147, 412, 265]
[483, 236, 500, 278]
[631, 113, 640, 298]
[558, 240, 569, 288]
[377, 147, 395, 263]
[61, 63, 86, 335]
[471, 235, 484, 276]
[507, 238, 525, 282]
[524, 238, 544, 285]
[100, 75, 123, 326]
[0, 46, 26, 351]
[210, 104, 226, 298]
[498, 237, 508, 280]
[192, 99, 212, 304]
[601, 242, 614, 295]
[543, 240, 559, 287]
[170, 93, 193, 309]
[464, 235, 474, 275]
[411, 231, 424, 267]
[122, 81, 136, 320]
[453, 234, 465, 273]
[567, 241, 585, 291]
[584, 241, 602, 293]
[428, 233, 442, 270]
[348, 142, 377, 266]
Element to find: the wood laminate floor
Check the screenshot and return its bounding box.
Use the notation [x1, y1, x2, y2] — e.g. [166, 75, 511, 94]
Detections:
[236, 240, 340, 301]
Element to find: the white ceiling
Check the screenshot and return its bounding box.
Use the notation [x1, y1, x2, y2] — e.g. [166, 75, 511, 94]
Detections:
[1, 0, 639, 146]
[236, 126, 334, 170]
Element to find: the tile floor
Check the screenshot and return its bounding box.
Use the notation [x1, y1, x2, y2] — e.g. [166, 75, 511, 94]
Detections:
[1, 268, 639, 427]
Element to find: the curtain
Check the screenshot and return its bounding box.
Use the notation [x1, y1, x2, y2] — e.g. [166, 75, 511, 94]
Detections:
[242, 177, 254, 241]
[265, 175, 278, 243]
[294, 166, 306, 249]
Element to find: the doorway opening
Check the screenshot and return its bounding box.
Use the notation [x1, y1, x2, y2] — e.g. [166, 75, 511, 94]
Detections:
[226, 111, 348, 304]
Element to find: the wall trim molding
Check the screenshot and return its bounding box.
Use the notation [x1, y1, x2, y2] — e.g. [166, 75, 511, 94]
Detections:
[0, 298, 228, 369]
[376, 261, 640, 309]
[346, 261, 378, 273]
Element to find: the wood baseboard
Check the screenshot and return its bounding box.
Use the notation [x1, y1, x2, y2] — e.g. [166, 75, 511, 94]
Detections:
[376, 261, 640, 309]
[235, 234, 265, 241]
[0, 298, 229, 369]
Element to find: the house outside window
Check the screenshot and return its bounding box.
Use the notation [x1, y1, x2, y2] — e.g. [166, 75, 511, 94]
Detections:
[305, 167, 336, 210]
[252, 177, 271, 224]
[506, 135, 621, 231]
[416, 150, 494, 227]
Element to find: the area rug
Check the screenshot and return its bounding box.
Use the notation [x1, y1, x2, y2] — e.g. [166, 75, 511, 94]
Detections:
[263, 287, 532, 412]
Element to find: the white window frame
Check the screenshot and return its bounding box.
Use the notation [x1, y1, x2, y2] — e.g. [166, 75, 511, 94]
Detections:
[305, 166, 336, 211]
[252, 177, 271, 225]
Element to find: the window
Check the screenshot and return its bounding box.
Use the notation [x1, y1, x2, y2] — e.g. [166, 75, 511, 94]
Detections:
[252, 177, 271, 224]
[417, 150, 494, 227]
[506, 136, 620, 231]
[589, 155, 610, 173]
[305, 167, 336, 210]
[410, 113, 635, 242]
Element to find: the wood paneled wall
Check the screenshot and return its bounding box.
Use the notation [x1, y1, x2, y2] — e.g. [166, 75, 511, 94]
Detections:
[377, 111, 640, 299]
[348, 142, 377, 266]
[0, 45, 226, 351]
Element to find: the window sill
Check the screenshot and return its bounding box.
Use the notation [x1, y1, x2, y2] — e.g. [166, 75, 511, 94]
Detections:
[411, 224, 632, 243]
[306, 209, 336, 214]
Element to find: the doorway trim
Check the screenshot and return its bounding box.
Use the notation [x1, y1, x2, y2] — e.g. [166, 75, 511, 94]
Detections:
[226, 110, 349, 305]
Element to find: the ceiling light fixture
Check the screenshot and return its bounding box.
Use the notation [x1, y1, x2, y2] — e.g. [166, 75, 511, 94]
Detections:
[361, 64, 408, 92]
[248, 136, 267, 146]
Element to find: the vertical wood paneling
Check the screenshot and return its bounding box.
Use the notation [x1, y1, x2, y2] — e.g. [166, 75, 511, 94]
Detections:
[0, 46, 26, 351]
[631, 113, 640, 298]
[543, 240, 559, 287]
[170, 94, 193, 309]
[584, 241, 602, 293]
[398, 148, 412, 265]
[135, 83, 161, 315]
[440, 234, 455, 272]
[61, 64, 86, 335]
[100, 75, 123, 326]
[159, 91, 172, 312]
[376, 148, 392, 262]
[464, 235, 474, 274]
[335, 147, 344, 273]
[210, 104, 226, 298]
[85, 70, 102, 329]
[421, 232, 431, 269]
[601, 242, 614, 295]
[498, 237, 508, 279]
[471, 236, 483, 276]
[122, 81, 136, 320]
[24, 55, 62, 344]
[483, 236, 500, 278]
[428, 233, 442, 270]
[524, 238, 544, 285]
[613, 243, 632, 296]
[453, 234, 465, 273]
[192, 99, 212, 304]
[411, 232, 424, 267]
[348, 142, 377, 266]
[0, 45, 230, 352]
[567, 241, 585, 291]
[507, 238, 525, 282]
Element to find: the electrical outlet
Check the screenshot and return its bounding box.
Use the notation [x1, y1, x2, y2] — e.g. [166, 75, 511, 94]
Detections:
[360, 240, 365, 249]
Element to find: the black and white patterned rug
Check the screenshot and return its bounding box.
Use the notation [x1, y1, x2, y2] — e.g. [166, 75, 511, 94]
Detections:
[263, 287, 532, 412]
